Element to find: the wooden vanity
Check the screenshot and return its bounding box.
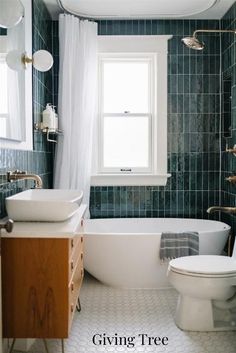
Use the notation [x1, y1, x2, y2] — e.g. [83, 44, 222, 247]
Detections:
[1, 205, 86, 340]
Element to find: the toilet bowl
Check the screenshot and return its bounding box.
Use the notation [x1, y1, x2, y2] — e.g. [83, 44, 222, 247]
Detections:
[167, 255, 236, 331]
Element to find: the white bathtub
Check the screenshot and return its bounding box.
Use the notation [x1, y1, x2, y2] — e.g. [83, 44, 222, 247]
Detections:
[84, 218, 230, 289]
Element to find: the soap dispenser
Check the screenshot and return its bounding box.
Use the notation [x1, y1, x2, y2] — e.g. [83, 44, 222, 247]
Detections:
[42, 103, 55, 130]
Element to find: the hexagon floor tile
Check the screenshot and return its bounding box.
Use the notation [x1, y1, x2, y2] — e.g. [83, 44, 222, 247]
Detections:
[12, 274, 236, 353]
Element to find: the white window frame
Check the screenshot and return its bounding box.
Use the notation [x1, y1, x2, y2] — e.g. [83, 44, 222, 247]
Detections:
[91, 35, 172, 186]
[99, 54, 154, 173]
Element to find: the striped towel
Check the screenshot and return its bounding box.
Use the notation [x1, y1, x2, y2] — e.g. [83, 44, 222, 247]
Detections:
[160, 232, 199, 262]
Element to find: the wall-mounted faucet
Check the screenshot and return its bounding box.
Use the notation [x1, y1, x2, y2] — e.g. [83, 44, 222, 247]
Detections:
[225, 176, 236, 184]
[7, 170, 43, 189]
[207, 206, 236, 215]
[226, 144, 236, 155]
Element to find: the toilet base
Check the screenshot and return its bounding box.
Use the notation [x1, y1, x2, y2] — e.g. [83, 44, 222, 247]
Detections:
[175, 294, 236, 331]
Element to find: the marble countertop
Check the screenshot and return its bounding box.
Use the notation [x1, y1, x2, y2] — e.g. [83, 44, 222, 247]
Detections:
[1, 204, 87, 238]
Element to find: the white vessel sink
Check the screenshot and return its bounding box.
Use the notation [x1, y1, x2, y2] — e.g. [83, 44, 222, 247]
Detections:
[6, 189, 83, 222]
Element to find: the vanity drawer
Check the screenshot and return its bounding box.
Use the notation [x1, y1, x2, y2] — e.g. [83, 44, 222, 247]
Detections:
[69, 237, 83, 279]
[69, 255, 84, 323]
[69, 219, 84, 256]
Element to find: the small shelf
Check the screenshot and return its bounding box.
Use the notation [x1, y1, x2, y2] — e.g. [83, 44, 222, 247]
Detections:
[34, 123, 63, 143]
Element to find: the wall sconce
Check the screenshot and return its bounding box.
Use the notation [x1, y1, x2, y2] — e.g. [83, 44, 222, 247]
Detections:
[6, 49, 54, 72]
[0, 0, 24, 28]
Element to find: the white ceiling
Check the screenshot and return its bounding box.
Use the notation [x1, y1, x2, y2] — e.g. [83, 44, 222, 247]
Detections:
[43, 0, 236, 20]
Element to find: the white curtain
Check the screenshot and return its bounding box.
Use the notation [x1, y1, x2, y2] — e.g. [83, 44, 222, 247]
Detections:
[54, 15, 97, 209]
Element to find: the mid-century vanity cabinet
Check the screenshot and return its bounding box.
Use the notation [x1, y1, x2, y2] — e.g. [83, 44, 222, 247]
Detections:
[1, 214, 84, 339]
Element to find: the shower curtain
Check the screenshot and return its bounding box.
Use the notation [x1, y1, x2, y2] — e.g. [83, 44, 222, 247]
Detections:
[54, 15, 97, 209]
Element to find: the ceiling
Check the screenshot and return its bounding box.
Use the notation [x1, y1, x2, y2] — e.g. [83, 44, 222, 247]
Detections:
[43, 0, 235, 20]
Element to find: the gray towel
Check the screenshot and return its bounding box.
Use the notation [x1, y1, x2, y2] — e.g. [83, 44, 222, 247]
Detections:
[160, 232, 199, 261]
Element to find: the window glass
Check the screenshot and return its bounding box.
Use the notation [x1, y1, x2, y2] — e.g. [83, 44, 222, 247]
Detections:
[103, 115, 149, 168]
[103, 61, 149, 113]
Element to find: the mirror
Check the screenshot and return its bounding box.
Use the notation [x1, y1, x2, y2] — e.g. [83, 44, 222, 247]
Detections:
[0, 0, 24, 29]
[0, 0, 32, 150]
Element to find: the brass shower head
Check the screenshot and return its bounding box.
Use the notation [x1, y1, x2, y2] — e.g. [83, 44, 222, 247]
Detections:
[182, 29, 236, 50]
[181, 35, 204, 50]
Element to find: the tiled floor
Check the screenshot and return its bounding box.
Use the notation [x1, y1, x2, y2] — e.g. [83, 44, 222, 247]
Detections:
[15, 274, 236, 353]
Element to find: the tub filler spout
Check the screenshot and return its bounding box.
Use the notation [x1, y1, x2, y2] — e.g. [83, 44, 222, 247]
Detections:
[207, 206, 236, 215]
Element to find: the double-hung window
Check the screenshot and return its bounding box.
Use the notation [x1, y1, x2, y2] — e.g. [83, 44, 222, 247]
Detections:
[100, 54, 153, 173]
[92, 35, 172, 186]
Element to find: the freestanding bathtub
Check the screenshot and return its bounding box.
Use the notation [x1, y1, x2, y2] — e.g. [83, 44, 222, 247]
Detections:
[84, 218, 230, 289]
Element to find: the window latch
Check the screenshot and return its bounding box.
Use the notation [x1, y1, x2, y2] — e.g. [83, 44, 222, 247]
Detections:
[120, 168, 132, 172]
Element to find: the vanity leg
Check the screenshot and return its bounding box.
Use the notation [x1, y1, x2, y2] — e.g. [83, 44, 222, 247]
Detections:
[76, 297, 81, 312]
[43, 339, 50, 353]
[9, 339, 16, 353]
[61, 339, 65, 353]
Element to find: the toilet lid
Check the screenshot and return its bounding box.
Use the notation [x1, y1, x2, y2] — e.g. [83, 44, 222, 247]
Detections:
[169, 255, 236, 276]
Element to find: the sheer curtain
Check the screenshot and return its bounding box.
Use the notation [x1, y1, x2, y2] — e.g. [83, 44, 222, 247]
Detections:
[54, 15, 97, 209]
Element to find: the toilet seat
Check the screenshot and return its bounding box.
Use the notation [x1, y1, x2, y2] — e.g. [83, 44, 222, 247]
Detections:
[169, 255, 236, 278]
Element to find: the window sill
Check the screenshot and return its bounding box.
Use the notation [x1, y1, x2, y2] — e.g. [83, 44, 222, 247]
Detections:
[90, 173, 171, 186]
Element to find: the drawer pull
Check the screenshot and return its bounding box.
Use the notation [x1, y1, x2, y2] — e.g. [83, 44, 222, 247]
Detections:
[71, 282, 74, 292]
[81, 253, 83, 261]
[71, 304, 74, 313]
[71, 239, 74, 249]
[81, 237, 83, 244]
[71, 261, 74, 271]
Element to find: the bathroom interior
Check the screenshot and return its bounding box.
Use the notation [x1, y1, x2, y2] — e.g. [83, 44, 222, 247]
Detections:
[1, 0, 236, 352]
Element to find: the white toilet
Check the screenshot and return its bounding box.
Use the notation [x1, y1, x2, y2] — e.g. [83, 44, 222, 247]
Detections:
[167, 243, 236, 331]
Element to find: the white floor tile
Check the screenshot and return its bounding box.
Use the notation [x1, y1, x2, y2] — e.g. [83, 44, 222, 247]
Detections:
[16, 274, 236, 353]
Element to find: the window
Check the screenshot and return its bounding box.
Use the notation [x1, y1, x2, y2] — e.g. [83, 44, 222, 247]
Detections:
[100, 56, 152, 173]
[92, 35, 172, 186]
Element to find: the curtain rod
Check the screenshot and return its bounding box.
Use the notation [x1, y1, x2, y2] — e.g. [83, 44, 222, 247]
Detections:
[57, 0, 91, 19]
[57, 0, 106, 20]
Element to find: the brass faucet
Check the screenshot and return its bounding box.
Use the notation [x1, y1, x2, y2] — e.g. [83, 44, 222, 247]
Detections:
[7, 170, 43, 189]
[207, 206, 236, 214]
[225, 176, 236, 184]
[226, 144, 236, 154]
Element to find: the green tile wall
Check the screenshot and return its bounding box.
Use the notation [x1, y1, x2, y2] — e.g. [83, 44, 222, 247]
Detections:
[90, 19, 222, 219]
[0, 0, 55, 218]
[2, 6, 235, 224]
[52, 21, 59, 107]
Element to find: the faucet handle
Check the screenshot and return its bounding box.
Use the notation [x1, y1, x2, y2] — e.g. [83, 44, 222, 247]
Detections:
[226, 144, 236, 155]
[7, 170, 27, 182]
[0, 219, 14, 233]
[8, 170, 27, 175]
[225, 176, 236, 183]
[13, 170, 27, 174]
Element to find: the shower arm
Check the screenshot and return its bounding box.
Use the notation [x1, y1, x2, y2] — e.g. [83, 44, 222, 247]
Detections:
[193, 29, 236, 38]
